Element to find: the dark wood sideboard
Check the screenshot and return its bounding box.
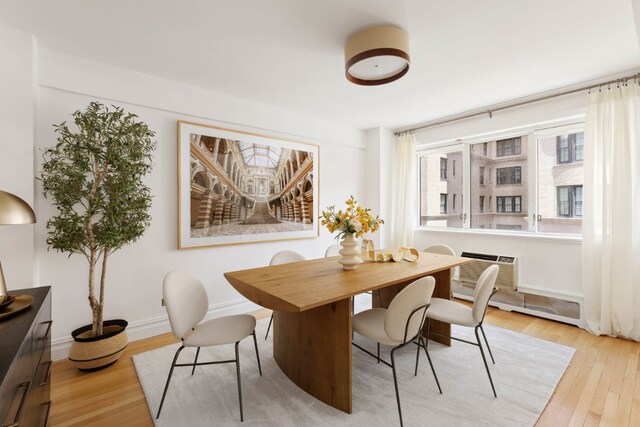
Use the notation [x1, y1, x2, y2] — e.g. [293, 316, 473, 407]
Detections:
[0, 287, 52, 427]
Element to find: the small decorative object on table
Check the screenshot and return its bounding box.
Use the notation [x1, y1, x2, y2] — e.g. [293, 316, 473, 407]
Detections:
[360, 240, 420, 263]
[321, 196, 384, 270]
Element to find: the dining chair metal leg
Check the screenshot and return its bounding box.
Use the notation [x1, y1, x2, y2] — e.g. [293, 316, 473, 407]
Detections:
[416, 319, 431, 376]
[191, 347, 200, 375]
[414, 338, 421, 376]
[265, 314, 273, 340]
[252, 331, 262, 375]
[156, 345, 185, 419]
[234, 341, 244, 422]
[475, 326, 497, 398]
[390, 347, 404, 427]
[425, 318, 431, 349]
[377, 343, 380, 363]
[421, 337, 443, 394]
[479, 324, 495, 364]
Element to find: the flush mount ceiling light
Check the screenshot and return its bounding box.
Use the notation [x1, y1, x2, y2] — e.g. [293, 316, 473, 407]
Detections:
[344, 25, 410, 86]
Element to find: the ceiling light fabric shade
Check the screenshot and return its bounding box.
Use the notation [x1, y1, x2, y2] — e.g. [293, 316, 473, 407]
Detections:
[344, 25, 410, 86]
[0, 191, 36, 225]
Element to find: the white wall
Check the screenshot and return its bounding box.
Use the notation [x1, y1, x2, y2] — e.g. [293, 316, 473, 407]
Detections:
[0, 27, 36, 290]
[410, 93, 588, 303]
[364, 128, 394, 248]
[33, 49, 366, 359]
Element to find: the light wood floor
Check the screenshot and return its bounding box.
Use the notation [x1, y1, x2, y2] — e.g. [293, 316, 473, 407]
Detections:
[50, 305, 640, 427]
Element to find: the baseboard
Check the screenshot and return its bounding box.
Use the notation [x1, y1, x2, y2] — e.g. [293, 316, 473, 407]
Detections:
[453, 293, 584, 328]
[51, 298, 262, 361]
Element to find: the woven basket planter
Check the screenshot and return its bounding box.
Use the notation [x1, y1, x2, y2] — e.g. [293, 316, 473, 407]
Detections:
[68, 319, 128, 371]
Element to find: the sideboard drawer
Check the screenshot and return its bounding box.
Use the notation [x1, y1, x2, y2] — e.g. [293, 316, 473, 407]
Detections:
[32, 302, 52, 371]
[0, 338, 33, 425]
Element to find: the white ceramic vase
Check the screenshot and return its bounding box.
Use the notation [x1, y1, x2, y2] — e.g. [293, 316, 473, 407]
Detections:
[338, 233, 362, 270]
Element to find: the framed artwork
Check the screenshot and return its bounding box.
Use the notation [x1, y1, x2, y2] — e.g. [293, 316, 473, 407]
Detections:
[178, 120, 319, 249]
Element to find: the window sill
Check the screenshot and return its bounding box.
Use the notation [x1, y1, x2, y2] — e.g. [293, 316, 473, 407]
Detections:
[414, 226, 582, 244]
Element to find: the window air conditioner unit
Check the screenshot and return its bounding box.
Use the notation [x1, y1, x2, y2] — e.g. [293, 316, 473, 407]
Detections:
[459, 252, 518, 290]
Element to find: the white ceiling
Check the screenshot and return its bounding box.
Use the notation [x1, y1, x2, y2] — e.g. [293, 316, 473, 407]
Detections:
[1, 0, 639, 130]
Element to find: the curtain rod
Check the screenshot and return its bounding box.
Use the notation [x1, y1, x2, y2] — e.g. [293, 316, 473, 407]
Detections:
[394, 72, 640, 137]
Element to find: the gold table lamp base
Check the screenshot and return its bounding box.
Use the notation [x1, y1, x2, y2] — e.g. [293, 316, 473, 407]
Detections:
[0, 261, 8, 297]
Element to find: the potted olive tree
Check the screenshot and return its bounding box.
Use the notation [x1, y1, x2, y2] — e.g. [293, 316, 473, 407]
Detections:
[41, 101, 156, 371]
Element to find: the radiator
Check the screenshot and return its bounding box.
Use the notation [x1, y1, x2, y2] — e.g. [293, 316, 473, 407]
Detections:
[459, 251, 518, 290]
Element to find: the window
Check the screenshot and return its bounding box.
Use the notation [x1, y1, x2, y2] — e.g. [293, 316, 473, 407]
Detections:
[556, 132, 584, 164]
[496, 166, 522, 185]
[496, 224, 522, 230]
[557, 135, 569, 163]
[575, 133, 584, 161]
[440, 158, 447, 180]
[471, 135, 528, 230]
[419, 151, 464, 228]
[538, 129, 584, 233]
[558, 187, 570, 216]
[496, 196, 521, 213]
[496, 137, 521, 157]
[575, 186, 583, 216]
[557, 186, 583, 217]
[419, 125, 583, 235]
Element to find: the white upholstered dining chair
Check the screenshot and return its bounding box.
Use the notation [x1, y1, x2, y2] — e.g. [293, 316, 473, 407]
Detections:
[264, 250, 306, 340]
[352, 276, 442, 427]
[157, 271, 262, 422]
[425, 264, 499, 397]
[324, 244, 341, 257]
[424, 244, 457, 298]
[423, 244, 456, 256]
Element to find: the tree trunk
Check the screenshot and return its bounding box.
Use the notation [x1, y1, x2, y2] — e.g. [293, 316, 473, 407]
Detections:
[88, 249, 100, 336]
[96, 251, 109, 336]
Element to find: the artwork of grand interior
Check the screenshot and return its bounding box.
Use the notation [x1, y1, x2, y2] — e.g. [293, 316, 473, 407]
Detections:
[178, 121, 319, 248]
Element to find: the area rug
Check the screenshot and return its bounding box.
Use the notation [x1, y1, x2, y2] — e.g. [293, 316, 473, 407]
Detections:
[133, 317, 574, 426]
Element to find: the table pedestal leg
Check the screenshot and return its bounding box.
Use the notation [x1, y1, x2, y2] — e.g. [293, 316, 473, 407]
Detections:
[273, 298, 352, 413]
[375, 269, 452, 346]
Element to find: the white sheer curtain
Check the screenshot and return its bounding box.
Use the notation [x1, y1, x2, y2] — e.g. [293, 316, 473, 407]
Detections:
[583, 79, 640, 340]
[391, 132, 416, 248]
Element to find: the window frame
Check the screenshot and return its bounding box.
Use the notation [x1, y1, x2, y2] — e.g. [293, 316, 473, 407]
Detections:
[416, 121, 584, 238]
[556, 132, 584, 164]
[440, 157, 447, 180]
[496, 137, 522, 157]
[440, 193, 447, 214]
[557, 185, 583, 218]
[496, 166, 522, 185]
[495, 196, 521, 213]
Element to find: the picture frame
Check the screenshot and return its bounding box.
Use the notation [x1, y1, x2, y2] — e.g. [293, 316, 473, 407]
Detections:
[177, 120, 319, 249]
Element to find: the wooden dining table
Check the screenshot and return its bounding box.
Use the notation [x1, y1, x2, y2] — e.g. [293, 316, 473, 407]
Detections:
[224, 252, 471, 414]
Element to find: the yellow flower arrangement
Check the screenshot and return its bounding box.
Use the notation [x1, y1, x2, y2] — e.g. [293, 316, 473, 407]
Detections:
[321, 196, 384, 240]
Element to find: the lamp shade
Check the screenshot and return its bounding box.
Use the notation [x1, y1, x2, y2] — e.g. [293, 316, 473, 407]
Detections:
[345, 25, 410, 86]
[0, 191, 36, 225]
